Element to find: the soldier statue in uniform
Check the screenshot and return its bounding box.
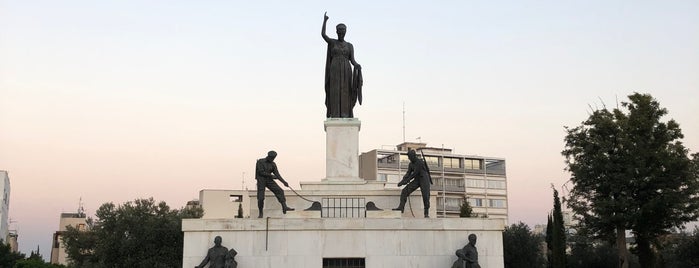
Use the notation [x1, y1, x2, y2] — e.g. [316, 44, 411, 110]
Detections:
[256, 151, 294, 218]
[393, 149, 433, 218]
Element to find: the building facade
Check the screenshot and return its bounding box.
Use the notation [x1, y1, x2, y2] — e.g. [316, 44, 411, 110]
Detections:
[50, 212, 87, 265]
[1, 171, 10, 243]
[359, 142, 508, 220]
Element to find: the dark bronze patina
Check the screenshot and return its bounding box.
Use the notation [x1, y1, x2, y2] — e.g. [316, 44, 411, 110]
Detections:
[322, 12, 363, 118]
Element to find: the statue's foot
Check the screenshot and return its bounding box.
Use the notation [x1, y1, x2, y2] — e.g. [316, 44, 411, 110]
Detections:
[392, 208, 403, 212]
[258, 213, 263, 218]
[283, 207, 295, 214]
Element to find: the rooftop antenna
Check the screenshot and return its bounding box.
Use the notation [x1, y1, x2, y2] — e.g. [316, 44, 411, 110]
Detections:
[78, 197, 85, 217]
[242, 172, 247, 191]
[402, 102, 406, 143]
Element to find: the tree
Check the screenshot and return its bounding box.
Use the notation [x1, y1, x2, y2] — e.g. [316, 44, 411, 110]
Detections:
[236, 203, 244, 218]
[563, 93, 699, 268]
[15, 258, 67, 268]
[503, 222, 546, 268]
[551, 188, 567, 268]
[0, 239, 26, 267]
[567, 234, 636, 268]
[61, 219, 98, 267]
[62, 197, 203, 267]
[545, 214, 553, 267]
[658, 227, 699, 267]
[459, 198, 473, 217]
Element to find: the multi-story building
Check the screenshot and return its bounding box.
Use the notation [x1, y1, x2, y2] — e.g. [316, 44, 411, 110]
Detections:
[7, 230, 18, 252]
[50, 212, 87, 265]
[359, 142, 508, 220]
[1, 170, 10, 243]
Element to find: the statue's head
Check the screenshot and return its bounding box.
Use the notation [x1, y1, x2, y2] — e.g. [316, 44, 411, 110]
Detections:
[266, 150, 277, 162]
[407, 149, 418, 162]
[214, 236, 222, 246]
[336, 23, 347, 39]
[468, 234, 477, 245]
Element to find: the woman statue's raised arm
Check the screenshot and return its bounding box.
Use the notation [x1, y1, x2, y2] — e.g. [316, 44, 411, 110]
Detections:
[321, 12, 330, 42]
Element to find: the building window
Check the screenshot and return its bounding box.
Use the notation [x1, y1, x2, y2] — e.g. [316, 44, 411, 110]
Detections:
[399, 154, 410, 165]
[468, 198, 484, 207]
[489, 199, 506, 208]
[466, 179, 485, 188]
[377, 152, 397, 164]
[487, 180, 506, 189]
[424, 156, 440, 167]
[436, 178, 464, 187]
[443, 157, 461, 168]
[445, 198, 461, 210]
[323, 258, 365, 268]
[464, 159, 482, 170]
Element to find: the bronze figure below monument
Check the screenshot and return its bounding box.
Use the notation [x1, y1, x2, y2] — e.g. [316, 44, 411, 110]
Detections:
[255, 151, 294, 218]
[452, 234, 480, 268]
[393, 149, 433, 218]
[322, 12, 363, 118]
[196, 236, 228, 268]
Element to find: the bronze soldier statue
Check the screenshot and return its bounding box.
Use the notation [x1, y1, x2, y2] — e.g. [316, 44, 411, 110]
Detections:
[393, 149, 433, 218]
[256, 151, 294, 218]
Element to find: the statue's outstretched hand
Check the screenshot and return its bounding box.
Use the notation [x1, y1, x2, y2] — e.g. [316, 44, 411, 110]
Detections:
[283, 181, 289, 187]
[324, 12, 329, 21]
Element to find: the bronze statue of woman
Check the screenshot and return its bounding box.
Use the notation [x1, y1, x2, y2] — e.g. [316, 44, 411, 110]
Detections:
[322, 12, 363, 118]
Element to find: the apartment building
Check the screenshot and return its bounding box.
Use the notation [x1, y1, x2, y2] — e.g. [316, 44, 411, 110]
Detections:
[359, 142, 508, 220]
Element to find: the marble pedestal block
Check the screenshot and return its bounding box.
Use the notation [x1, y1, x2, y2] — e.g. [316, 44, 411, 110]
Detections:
[324, 118, 361, 181]
[182, 218, 506, 268]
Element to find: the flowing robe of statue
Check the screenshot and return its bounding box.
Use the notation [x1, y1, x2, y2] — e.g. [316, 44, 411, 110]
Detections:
[325, 41, 362, 118]
[323, 13, 363, 118]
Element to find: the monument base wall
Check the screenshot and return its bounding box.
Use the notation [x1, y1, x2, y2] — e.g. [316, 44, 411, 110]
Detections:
[183, 218, 505, 268]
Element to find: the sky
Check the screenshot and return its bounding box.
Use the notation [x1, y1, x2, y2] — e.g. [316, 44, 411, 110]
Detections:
[1, 0, 698, 258]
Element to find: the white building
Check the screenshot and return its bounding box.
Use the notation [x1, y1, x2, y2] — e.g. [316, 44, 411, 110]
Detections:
[0, 170, 10, 243]
[359, 142, 508, 220]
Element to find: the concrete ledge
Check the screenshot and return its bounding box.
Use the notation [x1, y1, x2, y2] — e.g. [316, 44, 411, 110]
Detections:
[284, 210, 321, 218]
[182, 218, 506, 232]
[366, 210, 401, 218]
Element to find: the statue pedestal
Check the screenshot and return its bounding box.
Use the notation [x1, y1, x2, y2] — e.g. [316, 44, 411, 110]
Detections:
[324, 118, 362, 181]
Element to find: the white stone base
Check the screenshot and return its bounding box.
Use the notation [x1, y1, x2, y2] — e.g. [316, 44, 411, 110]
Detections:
[182, 218, 505, 268]
[284, 210, 321, 218]
[324, 118, 362, 181]
[366, 210, 401, 218]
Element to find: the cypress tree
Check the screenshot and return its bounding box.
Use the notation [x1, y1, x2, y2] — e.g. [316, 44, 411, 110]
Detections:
[552, 188, 567, 268]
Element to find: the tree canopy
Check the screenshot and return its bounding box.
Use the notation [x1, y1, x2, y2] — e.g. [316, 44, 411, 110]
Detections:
[503, 222, 546, 268]
[459, 198, 473, 218]
[61, 197, 202, 267]
[563, 93, 699, 268]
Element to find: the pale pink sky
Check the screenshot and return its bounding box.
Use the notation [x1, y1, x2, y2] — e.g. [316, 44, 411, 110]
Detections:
[1, 0, 698, 257]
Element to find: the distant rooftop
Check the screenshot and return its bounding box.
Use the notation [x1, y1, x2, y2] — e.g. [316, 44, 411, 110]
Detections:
[60, 212, 85, 218]
[396, 142, 452, 153]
